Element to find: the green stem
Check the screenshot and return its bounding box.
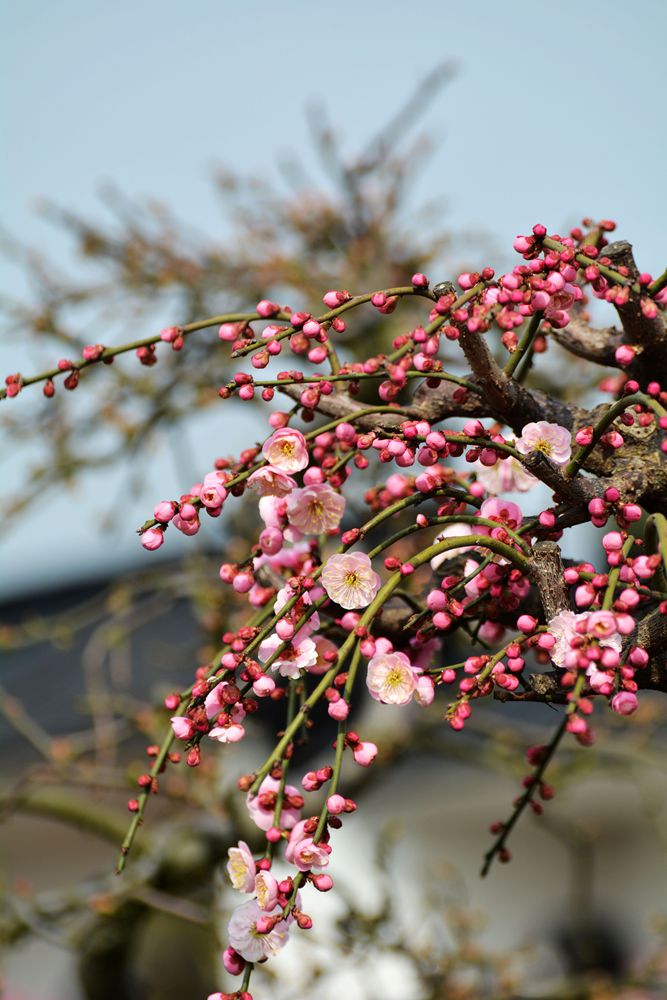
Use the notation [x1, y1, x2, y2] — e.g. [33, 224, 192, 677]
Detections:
[504, 312, 543, 377]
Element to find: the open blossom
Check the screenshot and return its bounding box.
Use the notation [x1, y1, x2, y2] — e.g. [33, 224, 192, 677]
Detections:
[246, 775, 302, 831]
[248, 465, 297, 497]
[227, 898, 290, 962]
[262, 427, 309, 473]
[547, 609, 622, 667]
[515, 421, 572, 465]
[286, 483, 346, 534]
[208, 722, 245, 743]
[366, 650, 419, 705]
[430, 523, 476, 571]
[226, 840, 256, 893]
[322, 551, 381, 609]
[475, 456, 537, 494]
[258, 633, 318, 678]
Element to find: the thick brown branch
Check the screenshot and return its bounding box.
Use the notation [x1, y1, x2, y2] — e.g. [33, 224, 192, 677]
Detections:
[531, 541, 570, 619]
[551, 316, 623, 367]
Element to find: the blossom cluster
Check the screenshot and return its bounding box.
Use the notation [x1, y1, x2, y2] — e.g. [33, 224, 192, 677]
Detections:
[7, 219, 665, 1000]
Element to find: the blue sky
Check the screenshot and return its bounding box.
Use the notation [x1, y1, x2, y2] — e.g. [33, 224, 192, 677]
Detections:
[1, 0, 666, 596]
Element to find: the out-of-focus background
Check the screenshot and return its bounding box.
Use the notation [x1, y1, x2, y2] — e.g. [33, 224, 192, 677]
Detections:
[1, 2, 667, 998]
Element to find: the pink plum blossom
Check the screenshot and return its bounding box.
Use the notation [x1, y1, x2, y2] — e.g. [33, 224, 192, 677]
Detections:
[515, 421, 572, 465]
[352, 740, 378, 766]
[547, 610, 622, 667]
[258, 633, 318, 678]
[255, 870, 280, 911]
[208, 722, 245, 743]
[262, 427, 309, 473]
[246, 775, 302, 831]
[226, 840, 256, 893]
[475, 456, 537, 494]
[286, 483, 346, 534]
[611, 691, 639, 715]
[170, 715, 194, 740]
[479, 497, 523, 530]
[247, 465, 297, 497]
[321, 551, 381, 610]
[288, 836, 332, 872]
[227, 898, 290, 962]
[366, 650, 419, 705]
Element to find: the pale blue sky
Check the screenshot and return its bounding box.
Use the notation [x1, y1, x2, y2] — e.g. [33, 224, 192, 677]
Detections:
[1, 0, 665, 596]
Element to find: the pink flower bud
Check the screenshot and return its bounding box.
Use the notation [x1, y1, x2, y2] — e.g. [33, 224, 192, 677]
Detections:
[352, 740, 377, 766]
[611, 691, 638, 716]
[140, 527, 164, 550]
[615, 344, 636, 366]
[327, 794, 346, 815]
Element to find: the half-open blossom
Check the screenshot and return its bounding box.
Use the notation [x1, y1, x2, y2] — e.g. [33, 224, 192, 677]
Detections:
[226, 840, 256, 893]
[258, 634, 318, 678]
[248, 465, 297, 497]
[366, 650, 418, 705]
[255, 870, 279, 911]
[286, 483, 346, 534]
[515, 421, 572, 465]
[205, 681, 246, 724]
[227, 898, 290, 962]
[288, 836, 332, 872]
[262, 427, 309, 473]
[475, 456, 537, 494]
[170, 715, 194, 740]
[322, 552, 381, 610]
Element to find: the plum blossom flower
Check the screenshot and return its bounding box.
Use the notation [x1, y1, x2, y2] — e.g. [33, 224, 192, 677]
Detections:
[288, 836, 332, 872]
[430, 523, 476, 571]
[479, 497, 523, 530]
[475, 456, 537, 494]
[366, 650, 419, 705]
[226, 840, 256, 893]
[611, 690, 638, 715]
[286, 483, 346, 534]
[258, 633, 318, 678]
[255, 870, 280, 911]
[248, 465, 297, 497]
[262, 428, 309, 473]
[274, 584, 320, 637]
[227, 898, 290, 962]
[208, 722, 245, 743]
[515, 421, 572, 465]
[547, 609, 622, 667]
[246, 775, 302, 831]
[321, 552, 381, 609]
[205, 681, 246, 723]
[170, 715, 194, 740]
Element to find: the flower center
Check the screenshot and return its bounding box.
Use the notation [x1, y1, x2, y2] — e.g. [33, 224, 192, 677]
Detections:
[534, 438, 552, 456]
[345, 571, 360, 588]
[281, 441, 295, 456]
[386, 667, 406, 688]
